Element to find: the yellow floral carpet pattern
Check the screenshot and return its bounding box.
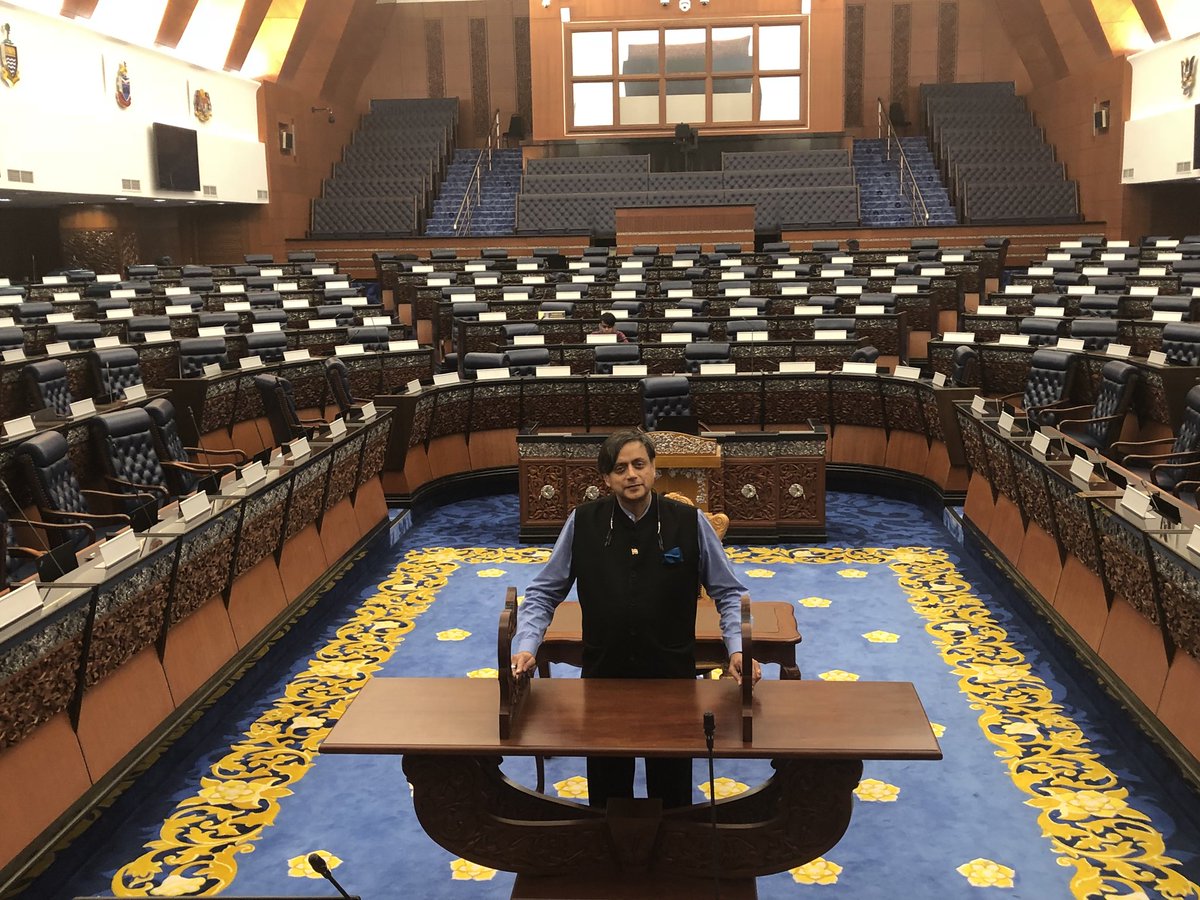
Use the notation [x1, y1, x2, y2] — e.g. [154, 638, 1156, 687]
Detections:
[110, 545, 1199, 897]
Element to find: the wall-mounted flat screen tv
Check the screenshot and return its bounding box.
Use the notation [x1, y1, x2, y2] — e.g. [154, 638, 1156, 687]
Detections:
[152, 123, 200, 192]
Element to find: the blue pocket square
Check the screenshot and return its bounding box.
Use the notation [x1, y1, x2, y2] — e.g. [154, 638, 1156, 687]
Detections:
[662, 546, 682, 565]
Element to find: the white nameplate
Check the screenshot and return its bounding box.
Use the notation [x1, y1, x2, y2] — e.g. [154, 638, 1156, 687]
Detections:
[465, 264, 486, 273]
[241, 460, 267, 485]
[998, 334, 1031, 346]
[1187, 525, 1200, 556]
[772, 270, 796, 279]
[942, 331, 976, 342]
[813, 329, 848, 340]
[720, 272, 745, 282]
[474, 277, 499, 286]
[166, 305, 194, 317]
[479, 312, 507, 322]
[311, 267, 335, 275]
[342, 298, 367, 308]
[53, 292, 81, 303]
[835, 285, 863, 295]
[412, 265, 434, 274]
[94, 335, 122, 348]
[98, 529, 139, 566]
[587, 333, 618, 344]
[513, 334, 545, 346]
[1108, 241, 1131, 248]
[922, 267, 946, 277]
[250, 323, 281, 335]
[658, 332, 691, 344]
[164, 286, 189, 297]
[1004, 285, 1034, 295]
[44, 341, 71, 356]
[998, 410, 1016, 432]
[792, 305, 823, 315]
[612, 290, 637, 300]
[0, 317, 12, 327]
[219, 284, 244, 294]
[1105, 343, 1131, 357]
[260, 268, 283, 278]
[106, 308, 134, 319]
[976, 305, 1008, 316]
[724, 287, 751, 297]
[971, 394, 991, 414]
[46, 312, 73, 324]
[43, 275, 68, 285]
[778, 360, 816, 373]
[870, 268, 895, 278]
[893, 284, 919, 294]
[223, 301, 251, 312]
[729, 307, 760, 317]
[281, 349, 310, 363]
[96, 273, 120, 283]
[517, 263, 538, 272]
[886, 255, 910, 264]
[1027, 268, 1054, 277]
[602, 309, 629, 319]
[179, 491, 210, 522]
[568, 261, 587, 270]
[1030, 431, 1052, 456]
[197, 327, 226, 338]
[1082, 267, 1109, 277]
[855, 304, 885, 315]
[699, 362, 737, 376]
[475, 367, 511, 381]
[124, 383, 147, 401]
[388, 340, 419, 352]
[428, 278, 451, 287]
[672, 259, 691, 268]
[822, 269, 846, 278]
[535, 365, 572, 377]
[1056, 338, 1086, 351]
[1060, 241, 1084, 249]
[558, 291, 582, 300]
[1067, 285, 1096, 295]
[3, 415, 35, 438]
[334, 344, 366, 357]
[0, 582, 43, 628]
[406, 379, 422, 393]
[1118, 484, 1154, 517]
[665, 309, 693, 319]
[449, 294, 478, 304]
[619, 274, 641, 283]
[1159, 252, 1183, 262]
[202, 362, 223, 377]
[432, 371, 460, 386]
[1100, 253, 1125, 262]
[275, 282, 299, 293]
[1131, 286, 1159, 296]
[142, 331, 173, 344]
[932, 372, 948, 387]
[238, 355, 264, 369]
[1148, 350, 1169, 365]
[2, 348, 25, 363]
[842, 362, 877, 374]
[522, 276, 545, 284]
[1033, 307, 1065, 317]
[1140, 267, 1168, 276]
[1069, 455, 1095, 483]
[893, 365, 921, 380]
[1048, 253, 1071, 261]
[719, 258, 739, 267]
[1153, 310, 1184, 322]
[572, 275, 594, 284]
[778, 257, 800, 266]
[67, 397, 96, 418]
[308, 319, 335, 329]
[781, 285, 809, 295]
[734, 330, 768, 342]
[612, 364, 648, 377]
[942, 253, 966, 263]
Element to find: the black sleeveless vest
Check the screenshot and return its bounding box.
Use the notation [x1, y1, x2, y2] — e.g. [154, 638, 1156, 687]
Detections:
[571, 493, 700, 678]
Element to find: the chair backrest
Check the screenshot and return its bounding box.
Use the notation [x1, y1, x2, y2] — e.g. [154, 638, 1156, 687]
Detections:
[1018, 316, 1066, 346]
[253, 373, 302, 445]
[248, 290, 282, 308]
[1023, 349, 1077, 425]
[15, 430, 88, 522]
[324, 357, 356, 414]
[90, 408, 169, 504]
[503, 347, 551, 375]
[17, 302, 52, 324]
[55, 321, 102, 350]
[669, 321, 712, 339]
[593, 343, 640, 374]
[820, 317, 856, 337]
[1077, 296, 1120, 318]
[951, 345, 979, 386]
[0, 326, 25, 351]
[143, 398, 200, 495]
[684, 341, 731, 374]
[850, 345, 880, 364]
[463, 352, 508, 379]
[244, 331, 288, 362]
[316, 304, 357, 324]
[640, 375, 692, 431]
[198, 311, 240, 332]
[1069, 318, 1118, 349]
[90, 347, 144, 399]
[609, 300, 643, 314]
[1174, 384, 1200, 455]
[126, 316, 170, 340]
[178, 337, 230, 376]
[502, 323, 541, 339]
[540, 301, 576, 317]
[346, 326, 389, 351]
[1160, 322, 1200, 366]
[250, 308, 288, 325]
[22, 359, 74, 416]
[1083, 361, 1139, 450]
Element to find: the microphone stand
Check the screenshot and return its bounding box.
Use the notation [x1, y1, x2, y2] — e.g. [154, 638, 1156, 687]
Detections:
[307, 852, 353, 899]
[704, 710, 720, 900]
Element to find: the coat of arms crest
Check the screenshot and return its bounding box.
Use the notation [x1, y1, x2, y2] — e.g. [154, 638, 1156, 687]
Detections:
[1183, 56, 1197, 98]
[193, 88, 212, 123]
[115, 61, 131, 108]
[1, 23, 19, 88]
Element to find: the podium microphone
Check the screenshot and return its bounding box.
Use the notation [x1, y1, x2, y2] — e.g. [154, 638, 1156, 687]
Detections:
[307, 852, 354, 900]
[703, 710, 720, 899]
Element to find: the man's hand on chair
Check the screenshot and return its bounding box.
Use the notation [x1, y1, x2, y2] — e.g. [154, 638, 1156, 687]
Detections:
[728, 652, 762, 685]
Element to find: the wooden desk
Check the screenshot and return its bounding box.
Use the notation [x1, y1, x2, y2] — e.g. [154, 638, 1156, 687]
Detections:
[539, 600, 802, 680]
[616, 205, 755, 254]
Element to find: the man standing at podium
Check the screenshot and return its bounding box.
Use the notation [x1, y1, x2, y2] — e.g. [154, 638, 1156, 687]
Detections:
[511, 430, 758, 809]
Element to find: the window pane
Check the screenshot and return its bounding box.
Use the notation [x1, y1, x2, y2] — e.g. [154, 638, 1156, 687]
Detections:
[665, 28, 705, 74]
[712, 27, 752, 73]
[619, 30, 660, 77]
[572, 32, 613, 78]
[665, 79, 706, 124]
[619, 82, 660, 125]
[573, 82, 614, 127]
[712, 78, 752, 122]
[760, 25, 801, 71]
[760, 75, 801, 121]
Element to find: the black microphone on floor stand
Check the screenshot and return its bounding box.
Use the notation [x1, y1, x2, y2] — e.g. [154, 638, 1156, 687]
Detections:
[703, 709, 720, 900]
[307, 852, 354, 899]
[1, 477, 76, 581]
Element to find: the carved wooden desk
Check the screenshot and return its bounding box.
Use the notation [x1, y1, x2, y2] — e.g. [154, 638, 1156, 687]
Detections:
[323, 677, 940, 899]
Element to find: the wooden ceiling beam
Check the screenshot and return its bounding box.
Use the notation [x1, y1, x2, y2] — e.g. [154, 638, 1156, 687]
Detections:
[225, 0, 273, 72]
[155, 0, 200, 49]
[318, 2, 396, 104]
[59, 0, 100, 18]
[1130, 0, 1171, 44]
[1065, 0, 1114, 59]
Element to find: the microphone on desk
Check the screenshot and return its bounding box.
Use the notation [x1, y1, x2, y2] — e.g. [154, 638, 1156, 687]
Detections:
[186, 405, 222, 495]
[703, 710, 721, 899]
[307, 852, 354, 900]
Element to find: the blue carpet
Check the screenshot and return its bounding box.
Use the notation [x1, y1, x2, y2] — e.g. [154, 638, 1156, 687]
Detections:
[25, 493, 1200, 899]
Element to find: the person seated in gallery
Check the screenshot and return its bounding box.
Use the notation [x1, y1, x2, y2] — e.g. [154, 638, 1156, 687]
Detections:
[596, 312, 629, 342]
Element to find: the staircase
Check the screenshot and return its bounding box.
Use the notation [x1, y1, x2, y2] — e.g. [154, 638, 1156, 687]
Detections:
[424, 148, 522, 237]
[853, 137, 957, 228]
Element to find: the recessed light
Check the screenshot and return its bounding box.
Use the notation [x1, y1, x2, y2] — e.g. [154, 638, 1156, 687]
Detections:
[153, 199, 167, 203]
[0, 198, 10, 202]
[113, 196, 129, 201]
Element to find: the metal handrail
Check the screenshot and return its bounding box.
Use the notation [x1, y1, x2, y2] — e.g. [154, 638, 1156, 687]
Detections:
[453, 109, 501, 235]
[877, 98, 930, 227]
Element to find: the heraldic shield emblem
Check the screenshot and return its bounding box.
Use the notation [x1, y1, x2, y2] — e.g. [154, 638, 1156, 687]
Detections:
[193, 88, 212, 122]
[115, 61, 131, 108]
[1, 23, 19, 87]
[1183, 56, 1197, 98]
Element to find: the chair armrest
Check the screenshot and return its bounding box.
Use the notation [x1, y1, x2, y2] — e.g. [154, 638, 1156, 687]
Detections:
[185, 446, 248, 463]
[8, 545, 44, 560]
[1123, 449, 1200, 467]
[1032, 401, 1089, 419]
[1111, 437, 1175, 456]
[103, 476, 169, 497]
[1058, 412, 1125, 431]
[163, 460, 237, 475]
[8, 515, 96, 537]
[42, 507, 128, 528]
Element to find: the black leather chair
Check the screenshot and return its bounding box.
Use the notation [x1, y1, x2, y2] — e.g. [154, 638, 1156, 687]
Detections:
[850, 346, 880, 364]
[725, 319, 769, 340]
[817, 317, 856, 339]
[22, 359, 75, 417]
[684, 342, 731, 374]
[504, 347, 551, 375]
[144, 398, 245, 495]
[1004, 349, 1078, 427]
[1070, 318, 1119, 350]
[674, 298, 710, 315]
[15, 431, 138, 548]
[244, 331, 288, 363]
[609, 300, 643, 316]
[250, 308, 287, 327]
[245, 253, 274, 265]
[1056, 361, 1139, 452]
[182, 265, 213, 278]
[181, 277, 215, 293]
[126, 264, 158, 279]
[90, 347, 145, 401]
[594, 344, 640, 374]
[1018, 316, 1068, 347]
[0, 505, 79, 587]
[254, 374, 327, 446]
[316, 304, 357, 326]
[95, 296, 132, 315]
[502, 323, 541, 341]
[90, 408, 174, 509]
[55, 322, 102, 350]
[17, 302, 52, 324]
[248, 290, 283, 309]
[346, 326, 389, 351]
[287, 251, 317, 263]
[463, 352, 508, 379]
[1160, 322, 1200, 365]
[1150, 295, 1199, 320]
[640, 376, 692, 431]
[126, 315, 171, 342]
[1077, 295, 1120, 317]
[1110, 384, 1200, 492]
[733, 297, 770, 314]
[669, 321, 712, 341]
[951, 345, 980, 387]
[232, 265, 260, 277]
[539, 301, 576, 318]
[178, 337, 230, 377]
[0, 327, 26, 352]
[324, 358, 362, 415]
[198, 312, 241, 334]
